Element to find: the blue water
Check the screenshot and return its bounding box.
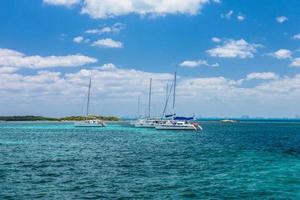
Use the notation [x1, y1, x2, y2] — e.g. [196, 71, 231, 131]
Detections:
[1, 121, 300, 199]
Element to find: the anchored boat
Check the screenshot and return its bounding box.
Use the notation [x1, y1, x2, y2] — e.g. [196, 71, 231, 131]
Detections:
[155, 120, 202, 131]
[133, 78, 159, 128]
[155, 72, 202, 131]
[74, 77, 106, 128]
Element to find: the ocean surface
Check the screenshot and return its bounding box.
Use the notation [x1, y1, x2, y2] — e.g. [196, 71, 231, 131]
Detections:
[1, 121, 300, 199]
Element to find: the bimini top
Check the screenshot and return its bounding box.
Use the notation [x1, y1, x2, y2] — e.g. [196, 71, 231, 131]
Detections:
[174, 116, 194, 121]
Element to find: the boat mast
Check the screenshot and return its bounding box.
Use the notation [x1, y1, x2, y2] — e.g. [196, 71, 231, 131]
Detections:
[172, 72, 177, 117]
[162, 82, 171, 119]
[86, 77, 92, 118]
[137, 96, 140, 118]
[148, 78, 152, 118]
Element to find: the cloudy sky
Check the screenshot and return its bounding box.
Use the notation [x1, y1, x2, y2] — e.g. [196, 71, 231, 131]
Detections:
[1, 0, 300, 118]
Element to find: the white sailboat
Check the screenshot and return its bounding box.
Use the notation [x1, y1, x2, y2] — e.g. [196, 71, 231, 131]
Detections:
[155, 72, 202, 131]
[134, 78, 160, 128]
[74, 77, 106, 127]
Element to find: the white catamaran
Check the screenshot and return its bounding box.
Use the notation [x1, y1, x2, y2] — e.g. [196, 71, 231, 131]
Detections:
[155, 72, 202, 131]
[74, 77, 106, 127]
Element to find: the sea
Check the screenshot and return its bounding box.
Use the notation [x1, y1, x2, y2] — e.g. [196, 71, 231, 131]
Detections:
[1, 120, 300, 199]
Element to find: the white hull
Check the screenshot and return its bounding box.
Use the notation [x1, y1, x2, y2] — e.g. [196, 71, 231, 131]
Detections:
[134, 124, 155, 128]
[155, 125, 198, 131]
[74, 121, 106, 127]
[155, 121, 202, 131]
[133, 119, 161, 128]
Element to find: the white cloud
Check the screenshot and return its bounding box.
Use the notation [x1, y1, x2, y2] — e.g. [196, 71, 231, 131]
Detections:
[2, 63, 300, 117]
[246, 72, 279, 81]
[85, 23, 125, 35]
[270, 49, 292, 60]
[179, 60, 219, 68]
[276, 16, 288, 23]
[0, 48, 97, 69]
[0, 67, 19, 74]
[80, 0, 211, 19]
[73, 36, 90, 44]
[92, 38, 123, 48]
[221, 10, 233, 19]
[0, 48, 24, 57]
[207, 39, 261, 58]
[98, 63, 117, 70]
[292, 33, 300, 40]
[73, 36, 84, 43]
[43, 0, 81, 7]
[212, 37, 221, 43]
[290, 58, 300, 67]
[237, 15, 245, 21]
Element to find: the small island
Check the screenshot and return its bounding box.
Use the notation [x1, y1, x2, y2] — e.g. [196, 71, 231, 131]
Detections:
[0, 115, 120, 122]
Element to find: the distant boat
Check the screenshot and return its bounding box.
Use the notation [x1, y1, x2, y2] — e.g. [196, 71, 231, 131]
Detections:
[220, 119, 238, 123]
[133, 78, 158, 128]
[74, 77, 106, 127]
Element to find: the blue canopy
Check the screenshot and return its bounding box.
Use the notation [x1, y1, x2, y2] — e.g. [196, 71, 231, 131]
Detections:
[174, 116, 194, 121]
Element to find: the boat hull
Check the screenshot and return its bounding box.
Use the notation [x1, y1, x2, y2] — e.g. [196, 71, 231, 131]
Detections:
[155, 125, 199, 131]
[74, 122, 106, 127]
[134, 124, 155, 128]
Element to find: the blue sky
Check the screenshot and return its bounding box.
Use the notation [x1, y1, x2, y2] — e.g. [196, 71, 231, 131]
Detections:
[1, 0, 300, 118]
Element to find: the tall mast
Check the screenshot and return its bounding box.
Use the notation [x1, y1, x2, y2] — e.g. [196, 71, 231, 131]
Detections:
[162, 83, 170, 118]
[148, 78, 152, 118]
[137, 96, 140, 118]
[86, 77, 92, 118]
[172, 72, 177, 116]
[165, 83, 169, 111]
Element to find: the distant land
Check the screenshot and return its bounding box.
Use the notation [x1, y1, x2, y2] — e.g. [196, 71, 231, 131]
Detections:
[0, 116, 119, 122]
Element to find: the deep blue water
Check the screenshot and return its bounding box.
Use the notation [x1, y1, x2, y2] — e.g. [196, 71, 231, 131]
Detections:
[1, 121, 300, 199]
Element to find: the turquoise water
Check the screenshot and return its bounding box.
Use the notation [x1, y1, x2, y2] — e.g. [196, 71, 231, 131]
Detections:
[1, 121, 300, 199]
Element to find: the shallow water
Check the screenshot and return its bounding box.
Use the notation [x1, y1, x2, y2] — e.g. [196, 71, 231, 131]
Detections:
[1, 121, 300, 199]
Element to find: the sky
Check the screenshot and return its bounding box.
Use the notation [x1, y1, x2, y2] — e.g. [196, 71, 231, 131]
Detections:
[1, 0, 300, 118]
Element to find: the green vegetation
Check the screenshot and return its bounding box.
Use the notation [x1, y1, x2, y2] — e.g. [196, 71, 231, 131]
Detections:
[0, 116, 57, 121]
[60, 115, 119, 121]
[0, 115, 119, 122]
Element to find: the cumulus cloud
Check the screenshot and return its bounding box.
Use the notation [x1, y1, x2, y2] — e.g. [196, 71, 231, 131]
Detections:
[73, 36, 84, 43]
[270, 49, 292, 60]
[212, 37, 221, 43]
[0, 48, 97, 69]
[85, 23, 125, 35]
[207, 39, 261, 58]
[179, 60, 219, 68]
[246, 72, 279, 81]
[78, 0, 213, 19]
[43, 0, 81, 7]
[92, 38, 123, 48]
[1, 64, 300, 117]
[290, 58, 300, 67]
[98, 63, 117, 70]
[237, 14, 245, 21]
[0, 67, 19, 74]
[276, 16, 288, 23]
[73, 36, 90, 44]
[292, 33, 300, 40]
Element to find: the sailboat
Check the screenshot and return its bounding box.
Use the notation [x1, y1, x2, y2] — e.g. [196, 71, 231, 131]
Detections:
[133, 78, 160, 128]
[155, 72, 202, 131]
[74, 77, 106, 127]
